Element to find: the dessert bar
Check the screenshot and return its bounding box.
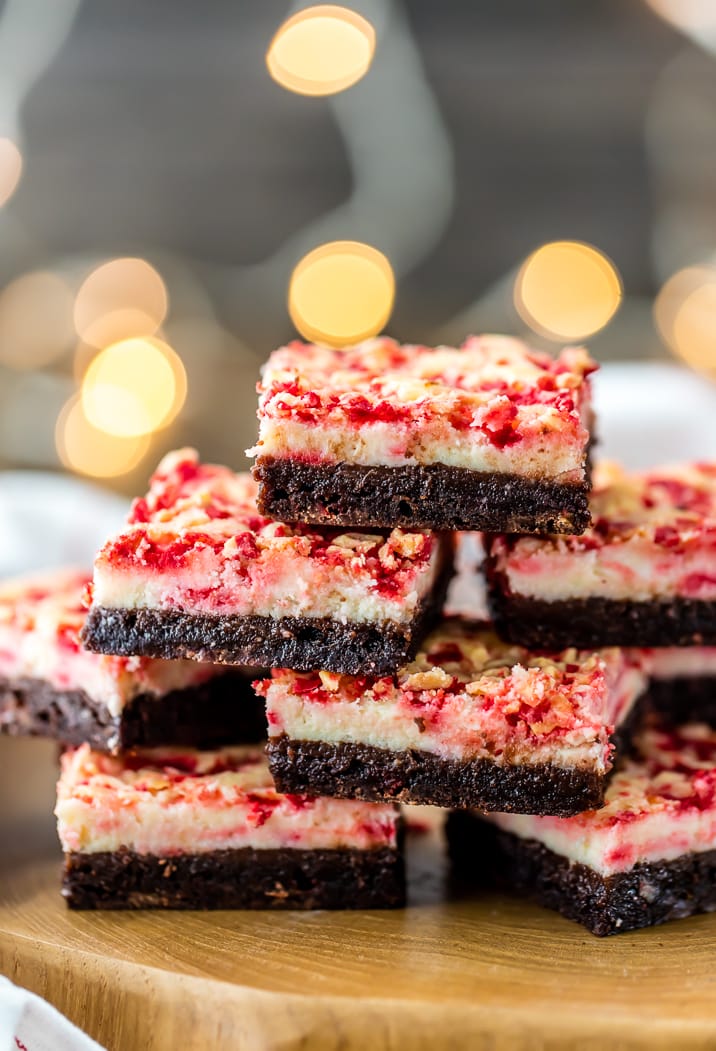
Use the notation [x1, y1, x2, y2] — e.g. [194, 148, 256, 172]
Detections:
[260, 618, 647, 815]
[486, 461, 716, 648]
[81, 449, 452, 676]
[448, 719, 716, 935]
[0, 568, 265, 752]
[57, 744, 404, 909]
[251, 335, 596, 534]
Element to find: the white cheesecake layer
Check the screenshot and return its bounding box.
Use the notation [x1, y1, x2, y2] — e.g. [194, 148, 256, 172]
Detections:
[92, 532, 443, 625]
[267, 683, 610, 770]
[252, 417, 588, 480]
[56, 745, 399, 855]
[496, 537, 716, 603]
[644, 647, 716, 680]
[487, 723, 716, 875]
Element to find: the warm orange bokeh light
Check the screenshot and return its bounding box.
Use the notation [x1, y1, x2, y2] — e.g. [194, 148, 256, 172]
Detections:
[644, 0, 716, 33]
[0, 271, 74, 370]
[267, 5, 375, 96]
[0, 139, 23, 207]
[515, 241, 622, 341]
[74, 258, 168, 349]
[56, 395, 150, 478]
[654, 265, 716, 377]
[289, 240, 395, 346]
[81, 336, 187, 438]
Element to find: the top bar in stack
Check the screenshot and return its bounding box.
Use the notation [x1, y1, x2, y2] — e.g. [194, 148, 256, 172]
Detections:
[251, 335, 597, 534]
[82, 449, 452, 675]
[486, 461, 716, 649]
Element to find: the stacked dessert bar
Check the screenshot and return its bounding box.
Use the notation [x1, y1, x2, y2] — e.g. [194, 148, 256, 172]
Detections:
[1, 556, 406, 909]
[5, 333, 714, 935]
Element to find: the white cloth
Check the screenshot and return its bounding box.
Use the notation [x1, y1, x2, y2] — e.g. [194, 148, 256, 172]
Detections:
[0, 977, 105, 1051]
[0, 471, 126, 579]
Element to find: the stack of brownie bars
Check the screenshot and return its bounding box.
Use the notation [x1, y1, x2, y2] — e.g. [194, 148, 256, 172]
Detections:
[2, 334, 715, 934]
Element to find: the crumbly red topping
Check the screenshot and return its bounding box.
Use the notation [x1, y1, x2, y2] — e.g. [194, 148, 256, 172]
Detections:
[256, 335, 597, 450]
[59, 744, 305, 813]
[573, 721, 716, 829]
[99, 449, 435, 595]
[0, 568, 89, 649]
[258, 617, 638, 746]
[59, 744, 398, 846]
[494, 461, 716, 557]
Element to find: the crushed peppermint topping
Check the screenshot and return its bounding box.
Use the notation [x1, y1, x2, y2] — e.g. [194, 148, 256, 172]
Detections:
[533, 721, 716, 831]
[254, 335, 596, 451]
[499, 461, 716, 554]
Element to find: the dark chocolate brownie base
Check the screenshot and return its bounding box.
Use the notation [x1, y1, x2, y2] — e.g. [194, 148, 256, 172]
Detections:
[81, 554, 452, 676]
[63, 845, 405, 910]
[0, 672, 267, 752]
[253, 456, 591, 535]
[486, 575, 716, 649]
[267, 736, 609, 816]
[446, 811, 716, 936]
[646, 677, 716, 727]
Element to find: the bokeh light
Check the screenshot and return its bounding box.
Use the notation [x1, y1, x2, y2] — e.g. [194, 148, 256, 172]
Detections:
[514, 240, 622, 341]
[56, 395, 150, 478]
[0, 138, 23, 207]
[80, 336, 187, 438]
[74, 258, 168, 349]
[644, 0, 716, 34]
[289, 240, 395, 346]
[0, 271, 74, 370]
[266, 5, 375, 97]
[654, 265, 716, 377]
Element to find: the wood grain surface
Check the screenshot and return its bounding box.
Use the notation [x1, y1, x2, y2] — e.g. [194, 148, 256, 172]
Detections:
[2, 738, 716, 1051]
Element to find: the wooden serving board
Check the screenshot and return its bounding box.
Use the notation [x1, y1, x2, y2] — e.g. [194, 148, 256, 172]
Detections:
[2, 738, 716, 1051]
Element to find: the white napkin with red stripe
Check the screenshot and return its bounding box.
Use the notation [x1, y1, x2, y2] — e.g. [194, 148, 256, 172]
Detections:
[0, 978, 105, 1051]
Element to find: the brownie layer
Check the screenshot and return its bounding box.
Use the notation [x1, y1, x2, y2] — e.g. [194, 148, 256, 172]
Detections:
[647, 677, 716, 727]
[0, 672, 267, 752]
[486, 579, 716, 649]
[254, 456, 591, 535]
[446, 811, 716, 936]
[267, 736, 609, 816]
[63, 846, 405, 910]
[81, 558, 452, 676]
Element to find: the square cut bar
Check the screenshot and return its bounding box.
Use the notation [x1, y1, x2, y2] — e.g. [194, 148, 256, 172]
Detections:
[448, 720, 716, 936]
[486, 460, 716, 649]
[0, 568, 265, 753]
[260, 618, 647, 816]
[250, 335, 597, 534]
[81, 449, 452, 676]
[57, 743, 404, 910]
[642, 646, 716, 727]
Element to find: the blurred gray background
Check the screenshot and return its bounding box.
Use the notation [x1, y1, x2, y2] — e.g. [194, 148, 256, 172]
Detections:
[0, 0, 714, 490]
